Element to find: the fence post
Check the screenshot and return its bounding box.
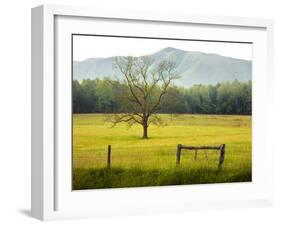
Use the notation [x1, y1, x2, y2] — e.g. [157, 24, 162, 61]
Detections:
[176, 144, 182, 165]
[194, 149, 198, 160]
[107, 145, 111, 168]
[218, 144, 225, 169]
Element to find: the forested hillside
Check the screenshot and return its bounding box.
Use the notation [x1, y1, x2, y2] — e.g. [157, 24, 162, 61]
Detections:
[73, 79, 251, 115]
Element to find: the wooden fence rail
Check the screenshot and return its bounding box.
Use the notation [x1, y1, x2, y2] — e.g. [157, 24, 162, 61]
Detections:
[176, 144, 226, 169]
[105, 144, 225, 169]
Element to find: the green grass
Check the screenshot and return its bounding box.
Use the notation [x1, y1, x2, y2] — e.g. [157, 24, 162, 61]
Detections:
[73, 114, 252, 190]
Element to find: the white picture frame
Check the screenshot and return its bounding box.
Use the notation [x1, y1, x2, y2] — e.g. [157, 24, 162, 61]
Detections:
[31, 4, 274, 221]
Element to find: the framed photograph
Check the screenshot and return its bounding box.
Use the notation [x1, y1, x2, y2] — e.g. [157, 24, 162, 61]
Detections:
[31, 4, 274, 221]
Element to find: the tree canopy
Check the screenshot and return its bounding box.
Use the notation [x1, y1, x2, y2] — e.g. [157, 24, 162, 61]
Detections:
[108, 56, 180, 138]
[73, 78, 252, 115]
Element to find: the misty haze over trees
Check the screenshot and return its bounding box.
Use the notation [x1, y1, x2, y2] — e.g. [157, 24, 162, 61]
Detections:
[73, 78, 252, 115]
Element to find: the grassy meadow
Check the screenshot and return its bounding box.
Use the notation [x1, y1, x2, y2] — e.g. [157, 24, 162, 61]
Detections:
[72, 114, 252, 190]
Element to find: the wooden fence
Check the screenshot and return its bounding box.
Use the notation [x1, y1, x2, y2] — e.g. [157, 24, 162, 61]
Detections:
[106, 144, 226, 169]
[176, 144, 226, 169]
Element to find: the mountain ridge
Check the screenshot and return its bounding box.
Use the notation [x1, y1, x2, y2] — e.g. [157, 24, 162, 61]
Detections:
[73, 47, 251, 86]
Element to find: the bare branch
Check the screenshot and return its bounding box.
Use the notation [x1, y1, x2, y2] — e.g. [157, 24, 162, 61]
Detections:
[107, 113, 143, 128]
[148, 114, 164, 127]
[110, 56, 180, 138]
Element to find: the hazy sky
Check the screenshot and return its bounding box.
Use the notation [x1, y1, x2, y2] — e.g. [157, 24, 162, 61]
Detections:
[73, 35, 252, 61]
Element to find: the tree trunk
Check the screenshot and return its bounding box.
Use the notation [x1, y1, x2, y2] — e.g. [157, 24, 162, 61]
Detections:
[142, 124, 148, 139]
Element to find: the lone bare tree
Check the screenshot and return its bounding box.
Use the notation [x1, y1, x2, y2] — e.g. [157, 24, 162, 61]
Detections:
[108, 56, 179, 139]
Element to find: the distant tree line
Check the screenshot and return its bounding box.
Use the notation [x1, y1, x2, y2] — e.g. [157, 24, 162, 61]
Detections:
[73, 78, 251, 115]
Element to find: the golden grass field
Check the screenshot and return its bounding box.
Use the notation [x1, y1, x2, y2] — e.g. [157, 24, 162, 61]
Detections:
[72, 114, 252, 189]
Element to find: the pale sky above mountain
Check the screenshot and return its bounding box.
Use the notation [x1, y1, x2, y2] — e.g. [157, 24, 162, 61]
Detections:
[73, 35, 252, 61]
